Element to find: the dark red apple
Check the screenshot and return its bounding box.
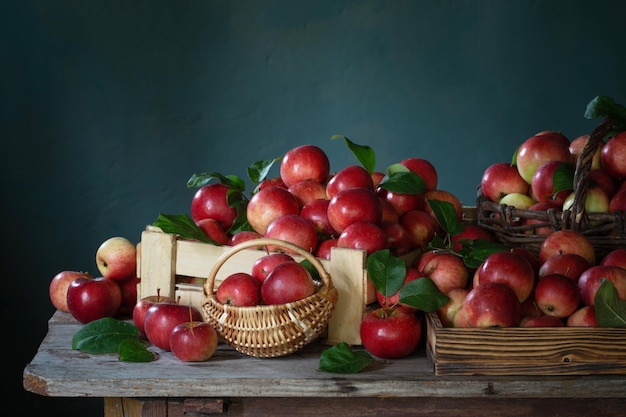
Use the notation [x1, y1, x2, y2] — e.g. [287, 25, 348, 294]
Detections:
[534, 273, 581, 318]
[376, 187, 424, 216]
[375, 266, 422, 309]
[170, 320, 218, 362]
[381, 221, 412, 256]
[578, 265, 626, 306]
[326, 165, 374, 199]
[115, 275, 140, 318]
[216, 272, 263, 306]
[531, 160, 574, 206]
[66, 277, 122, 324]
[519, 314, 564, 327]
[261, 261, 316, 305]
[610, 188, 626, 212]
[314, 238, 338, 260]
[336, 221, 388, 256]
[228, 231, 263, 247]
[601, 248, 626, 270]
[588, 168, 618, 199]
[133, 293, 177, 334]
[538, 253, 590, 282]
[359, 305, 422, 359]
[327, 187, 382, 233]
[190, 183, 238, 229]
[450, 224, 496, 253]
[521, 201, 562, 236]
[279, 144, 330, 187]
[251, 252, 295, 284]
[601, 131, 626, 180]
[569, 133, 603, 170]
[143, 303, 204, 351]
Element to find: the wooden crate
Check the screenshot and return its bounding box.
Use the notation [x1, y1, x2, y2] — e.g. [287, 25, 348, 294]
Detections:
[137, 225, 420, 346]
[425, 312, 626, 376]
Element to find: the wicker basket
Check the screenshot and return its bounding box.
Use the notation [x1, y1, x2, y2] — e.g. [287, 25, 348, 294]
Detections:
[477, 117, 626, 259]
[201, 238, 338, 358]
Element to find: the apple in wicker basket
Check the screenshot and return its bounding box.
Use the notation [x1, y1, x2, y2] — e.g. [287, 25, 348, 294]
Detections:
[216, 272, 263, 306]
[251, 252, 296, 284]
[261, 261, 316, 305]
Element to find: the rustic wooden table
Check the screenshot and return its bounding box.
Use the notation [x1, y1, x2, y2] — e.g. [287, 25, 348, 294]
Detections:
[24, 311, 626, 417]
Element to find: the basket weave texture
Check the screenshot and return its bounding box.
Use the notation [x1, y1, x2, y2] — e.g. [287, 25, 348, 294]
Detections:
[202, 238, 338, 358]
[477, 118, 626, 258]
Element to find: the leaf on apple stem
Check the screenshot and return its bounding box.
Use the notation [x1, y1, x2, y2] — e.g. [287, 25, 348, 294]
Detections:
[399, 277, 450, 313]
[153, 213, 221, 245]
[331, 134, 376, 175]
[379, 170, 425, 194]
[595, 278, 626, 327]
[318, 342, 375, 373]
[187, 171, 247, 191]
[366, 250, 406, 299]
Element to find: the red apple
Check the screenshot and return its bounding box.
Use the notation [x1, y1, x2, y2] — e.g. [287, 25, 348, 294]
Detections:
[515, 133, 573, 184]
[143, 302, 204, 351]
[279, 144, 330, 187]
[450, 224, 496, 253]
[95, 236, 137, 281]
[424, 189, 463, 221]
[251, 252, 295, 284]
[569, 134, 604, 170]
[314, 238, 338, 260]
[228, 230, 263, 247]
[578, 265, 626, 306]
[473, 251, 535, 303]
[601, 131, 626, 180]
[436, 287, 469, 328]
[257, 176, 287, 190]
[327, 187, 382, 233]
[538, 253, 590, 282]
[480, 162, 529, 203]
[381, 221, 412, 256]
[566, 305, 598, 327]
[379, 197, 400, 224]
[588, 168, 618, 199]
[300, 198, 335, 237]
[610, 188, 626, 212]
[261, 261, 316, 305]
[535, 130, 571, 147]
[531, 160, 574, 206]
[264, 214, 319, 254]
[399, 157, 438, 191]
[520, 290, 541, 318]
[196, 218, 229, 245]
[399, 209, 438, 250]
[287, 180, 328, 208]
[116, 275, 140, 318]
[371, 171, 385, 188]
[454, 282, 522, 328]
[190, 183, 238, 229]
[325, 165, 374, 199]
[66, 276, 122, 324]
[246, 186, 300, 235]
[539, 229, 596, 266]
[216, 272, 263, 306]
[170, 320, 218, 362]
[376, 187, 424, 216]
[519, 314, 564, 327]
[359, 305, 422, 359]
[49, 270, 93, 313]
[133, 292, 177, 334]
[601, 248, 626, 270]
[376, 266, 422, 309]
[337, 221, 388, 256]
[534, 273, 581, 318]
[562, 185, 610, 218]
[521, 201, 562, 236]
[416, 250, 469, 294]
[509, 247, 541, 276]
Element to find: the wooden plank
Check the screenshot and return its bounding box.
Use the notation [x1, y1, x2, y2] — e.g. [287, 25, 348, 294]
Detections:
[138, 227, 176, 299]
[23, 311, 626, 400]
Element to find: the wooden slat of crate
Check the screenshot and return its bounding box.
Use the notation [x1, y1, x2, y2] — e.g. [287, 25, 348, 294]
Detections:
[425, 312, 626, 376]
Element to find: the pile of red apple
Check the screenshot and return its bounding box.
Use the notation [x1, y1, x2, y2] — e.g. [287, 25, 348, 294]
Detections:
[480, 128, 626, 229]
[189, 142, 466, 260]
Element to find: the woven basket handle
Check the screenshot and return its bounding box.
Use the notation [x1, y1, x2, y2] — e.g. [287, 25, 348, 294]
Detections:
[204, 238, 333, 295]
[569, 117, 615, 230]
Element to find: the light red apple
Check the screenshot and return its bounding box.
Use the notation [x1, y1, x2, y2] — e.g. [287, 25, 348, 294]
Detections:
[133, 292, 177, 334]
[400, 209, 438, 250]
[246, 186, 300, 235]
[578, 265, 626, 306]
[473, 251, 535, 303]
[480, 162, 529, 203]
[326, 165, 374, 199]
[588, 168, 618, 199]
[49, 270, 93, 313]
[436, 287, 469, 328]
[287, 180, 328, 208]
[279, 144, 330, 187]
[601, 248, 626, 270]
[264, 214, 319, 254]
[498, 192, 536, 210]
[538, 229, 596, 266]
[228, 230, 263, 247]
[196, 218, 229, 245]
[95, 236, 137, 281]
[416, 250, 469, 294]
[569, 134, 604, 170]
[515, 133, 573, 184]
[562, 185, 610, 218]
[300, 198, 335, 237]
[534, 273, 581, 318]
[423, 189, 463, 221]
[314, 238, 338, 260]
[566, 305, 598, 327]
[261, 261, 316, 305]
[337, 221, 388, 256]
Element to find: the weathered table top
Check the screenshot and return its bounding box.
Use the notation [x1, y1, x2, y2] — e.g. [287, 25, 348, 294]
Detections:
[23, 311, 626, 400]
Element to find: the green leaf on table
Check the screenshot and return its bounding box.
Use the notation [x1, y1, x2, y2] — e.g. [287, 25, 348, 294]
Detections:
[318, 342, 375, 374]
[399, 277, 449, 313]
[119, 338, 157, 362]
[152, 213, 219, 244]
[366, 249, 406, 297]
[186, 171, 246, 191]
[595, 279, 626, 327]
[331, 135, 376, 174]
[378, 169, 425, 194]
[72, 317, 139, 354]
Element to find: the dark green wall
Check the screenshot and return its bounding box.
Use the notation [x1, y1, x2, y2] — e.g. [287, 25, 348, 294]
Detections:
[3, 1, 625, 415]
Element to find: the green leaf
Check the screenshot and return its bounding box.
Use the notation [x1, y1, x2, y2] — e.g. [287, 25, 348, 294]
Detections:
[427, 199, 464, 237]
[186, 172, 246, 191]
[152, 213, 219, 244]
[72, 317, 139, 354]
[552, 163, 575, 194]
[398, 277, 449, 313]
[584, 96, 626, 123]
[300, 258, 321, 282]
[331, 135, 376, 174]
[366, 249, 406, 297]
[378, 171, 425, 194]
[318, 342, 375, 373]
[595, 279, 626, 327]
[119, 338, 157, 362]
[247, 158, 279, 185]
[457, 239, 508, 269]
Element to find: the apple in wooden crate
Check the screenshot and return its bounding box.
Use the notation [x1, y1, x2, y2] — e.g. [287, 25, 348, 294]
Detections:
[325, 165, 374, 199]
[534, 273, 581, 318]
[454, 282, 522, 328]
[473, 251, 535, 304]
[578, 265, 626, 306]
[327, 187, 382, 233]
[246, 186, 300, 235]
[566, 305, 598, 327]
[190, 182, 238, 229]
[279, 144, 330, 187]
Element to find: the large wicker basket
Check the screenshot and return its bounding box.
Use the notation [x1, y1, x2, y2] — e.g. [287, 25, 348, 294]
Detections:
[477, 118, 626, 259]
[202, 238, 338, 358]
